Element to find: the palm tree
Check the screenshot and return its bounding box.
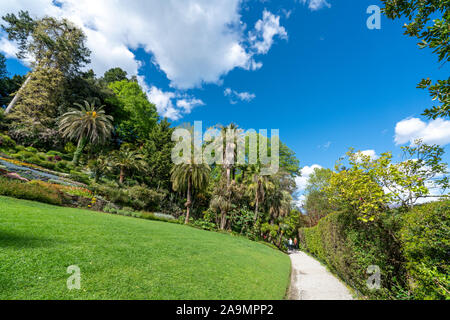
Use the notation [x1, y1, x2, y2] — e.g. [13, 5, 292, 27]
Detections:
[209, 178, 244, 230]
[59, 100, 114, 166]
[245, 166, 274, 222]
[213, 123, 244, 186]
[210, 193, 232, 230]
[111, 146, 147, 184]
[88, 155, 111, 183]
[171, 161, 210, 224]
[266, 188, 293, 224]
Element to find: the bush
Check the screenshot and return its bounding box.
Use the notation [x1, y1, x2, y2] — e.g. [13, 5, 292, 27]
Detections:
[15, 150, 35, 161]
[14, 145, 25, 152]
[0, 177, 63, 205]
[55, 161, 68, 172]
[0, 134, 16, 149]
[27, 180, 93, 198]
[128, 185, 166, 211]
[191, 218, 216, 231]
[299, 210, 406, 299]
[46, 150, 64, 158]
[64, 142, 76, 155]
[118, 208, 134, 217]
[92, 184, 132, 207]
[69, 170, 90, 185]
[399, 201, 450, 300]
[103, 202, 119, 214]
[24, 146, 38, 153]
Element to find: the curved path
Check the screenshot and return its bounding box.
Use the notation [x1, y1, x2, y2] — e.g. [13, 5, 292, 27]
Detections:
[287, 251, 354, 300]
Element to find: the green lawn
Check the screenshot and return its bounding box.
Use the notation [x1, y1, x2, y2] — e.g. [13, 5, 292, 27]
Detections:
[0, 196, 290, 300]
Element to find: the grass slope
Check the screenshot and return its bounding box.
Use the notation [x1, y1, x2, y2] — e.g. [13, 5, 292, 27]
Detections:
[0, 196, 290, 300]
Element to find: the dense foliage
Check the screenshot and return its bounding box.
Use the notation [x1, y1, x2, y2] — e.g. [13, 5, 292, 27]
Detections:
[300, 201, 449, 300]
[400, 201, 450, 299]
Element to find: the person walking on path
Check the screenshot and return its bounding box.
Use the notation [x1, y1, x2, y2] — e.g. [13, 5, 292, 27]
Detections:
[288, 238, 293, 251]
[294, 238, 298, 250]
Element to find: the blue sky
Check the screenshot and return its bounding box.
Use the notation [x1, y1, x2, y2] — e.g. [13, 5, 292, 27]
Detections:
[1, 0, 449, 194]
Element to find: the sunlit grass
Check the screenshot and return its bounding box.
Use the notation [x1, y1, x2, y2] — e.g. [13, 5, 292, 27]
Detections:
[0, 196, 290, 300]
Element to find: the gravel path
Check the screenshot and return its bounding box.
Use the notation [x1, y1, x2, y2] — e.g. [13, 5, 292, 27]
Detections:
[287, 251, 354, 300]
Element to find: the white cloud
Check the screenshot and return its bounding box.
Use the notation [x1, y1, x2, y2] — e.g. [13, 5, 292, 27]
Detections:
[249, 10, 288, 55]
[293, 164, 322, 208]
[395, 118, 450, 146]
[145, 84, 204, 121]
[295, 164, 323, 192]
[176, 98, 205, 114]
[318, 141, 331, 150]
[300, 0, 331, 11]
[357, 150, 378, 160]
[224, 88, 256, 104]
[147, 86, 178, 120]
[0, 0, 286, 90]
[0, 38, 19, 59]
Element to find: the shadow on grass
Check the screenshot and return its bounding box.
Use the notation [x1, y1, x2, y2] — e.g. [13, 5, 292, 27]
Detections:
[0, 230, 55, 249]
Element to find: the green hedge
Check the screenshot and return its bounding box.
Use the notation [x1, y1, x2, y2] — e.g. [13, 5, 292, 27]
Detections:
[400, 201, 449, 299]
[299, 211, 406, 299]
[299, 201, 450, 300]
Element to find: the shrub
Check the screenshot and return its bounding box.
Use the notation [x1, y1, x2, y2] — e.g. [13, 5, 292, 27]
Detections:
[69, 170, 90, 185]
[92, 184, 132, 207]
[0, 134, 16, 149]
[55, 161, 68, 172]
[15, 150, 35, 161]
[24, 146, 38, 153]
[36, 153, 48, 161]
[14, 145, 25, 152]
[0, 177, 63, 205]
[28, 180, 93, 198]
[399, 201, 450, 300]
[191, 218, 216, 231]
[103, 202, 119, 214]
[64, 142, 76, 155]
[118, 208, 133, 217]
[299, 211, 406, 299]
[46, 150, 64, 158]
[128, 185, 166, 211]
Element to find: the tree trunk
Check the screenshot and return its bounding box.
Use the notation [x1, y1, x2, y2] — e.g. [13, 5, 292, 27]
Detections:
[253, 196, 259, 222]
[72, 136, 87, 166]
[226, 166, 231, 187]
[119, 167, 125, 184]
[185, 176, 192, 224]
[4, 75, 31, 114]
[220, 210, 227, 230]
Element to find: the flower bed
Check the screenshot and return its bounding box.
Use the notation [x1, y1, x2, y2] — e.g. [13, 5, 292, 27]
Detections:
[0, 157, 84, 187]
